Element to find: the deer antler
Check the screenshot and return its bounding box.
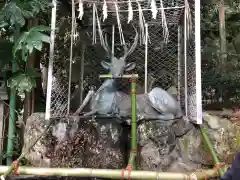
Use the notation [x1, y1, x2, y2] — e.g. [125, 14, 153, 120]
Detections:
[102, 24, 138, 59]
[148, 73, 157, 92]
[122, 24, 139, 59]
[102, 32, 112, 57]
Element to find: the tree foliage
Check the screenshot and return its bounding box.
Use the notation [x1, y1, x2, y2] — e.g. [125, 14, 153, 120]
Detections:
[0, 0, 51, 97]
[201, 2, 240, 101]
[13, 25, 50, 59]
[0, 0, 51, 29]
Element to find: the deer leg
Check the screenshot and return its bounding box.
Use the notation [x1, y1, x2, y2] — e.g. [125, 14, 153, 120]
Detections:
[74, 89, 95, 115]
[83, 109, 98, 116]
[137, 113, 178, 121]
[156, 114, 176, 120]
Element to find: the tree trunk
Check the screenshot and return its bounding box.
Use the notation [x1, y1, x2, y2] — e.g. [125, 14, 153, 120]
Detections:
[218, 0, 226, 102]
[21, 19, 39, 146]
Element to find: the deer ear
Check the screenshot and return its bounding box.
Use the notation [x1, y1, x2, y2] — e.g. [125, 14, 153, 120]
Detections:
[125, 62, 136, 71]
[101, 61, 111, 69]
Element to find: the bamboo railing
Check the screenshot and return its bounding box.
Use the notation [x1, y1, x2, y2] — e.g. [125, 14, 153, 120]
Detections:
[0, 74, 228, 180]
[0, 166, 219, 180]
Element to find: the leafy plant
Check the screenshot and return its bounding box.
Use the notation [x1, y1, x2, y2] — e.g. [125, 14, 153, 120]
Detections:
[0, 0, 51, 97]
[13, 25, 50, 61]
[7, 68, 41, 98]
[201, 3, 240, 102]
[0, 0, 51, 29]
[0, 0, 51, 163]
[7, 25, 50, 97]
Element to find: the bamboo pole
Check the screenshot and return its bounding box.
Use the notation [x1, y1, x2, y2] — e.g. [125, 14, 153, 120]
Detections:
[99, 74, 139, 169]
[99, 74, 138, 78]
[200, 127, 225, 177]
[128, 77, 137, 169]
[1, 122, 51, 179]
[0, 166, 219, 180]
[7, 25, 20, 165]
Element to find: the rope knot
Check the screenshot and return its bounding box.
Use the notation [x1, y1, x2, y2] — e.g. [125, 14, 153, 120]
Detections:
[121, 165, 133, 180]
[12, 160, 20, 176]
[214, 162, 227, 177]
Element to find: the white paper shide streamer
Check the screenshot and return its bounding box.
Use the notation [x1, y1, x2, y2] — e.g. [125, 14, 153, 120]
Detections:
[114, 2, 125, 45]
[136, 0, 145, 45]
[93, 4, 104, 45]
[95, 5, 104, 45]
[78, 0, 84, 20]
[185, 0, 192, 39]
[150, 0, 157, 19]
[102, 0, 108, 22]
[160, 0, 169, 43]
[128, 0, 133, 23]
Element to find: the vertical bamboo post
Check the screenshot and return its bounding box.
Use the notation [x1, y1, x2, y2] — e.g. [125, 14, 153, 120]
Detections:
[128, 76, 137, 169]
[99, 74, 138, 169]
[200, 127, 225, 177]
[6, 25, 20, 165]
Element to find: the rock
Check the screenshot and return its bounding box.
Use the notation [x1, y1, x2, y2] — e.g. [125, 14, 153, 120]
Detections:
[140, 141, 161, 169]
[206, 109, 233, 117]
[167, 86, 177, 97]
[172, 118, 193, 137]
[167, 158, 201, 172]
[22, 113, 128, 170]
[177, 112, 240, 167]
[177, 126, 211, 166]
[22, 113, 51, 167]
[137, 118, 192, 171]
[138, 111, 240, 172]
[22, 111, 240, 179]
[203, 112, 220, 129]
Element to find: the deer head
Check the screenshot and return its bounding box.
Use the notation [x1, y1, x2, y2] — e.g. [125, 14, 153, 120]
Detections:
[101, 25, 139, 77]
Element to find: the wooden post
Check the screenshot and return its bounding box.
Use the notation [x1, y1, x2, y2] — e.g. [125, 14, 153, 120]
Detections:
[79, 45, 85, 104]
[0, 88, 8, 164]
[22, 19, 39, 147]
[219, 0, 226, 102]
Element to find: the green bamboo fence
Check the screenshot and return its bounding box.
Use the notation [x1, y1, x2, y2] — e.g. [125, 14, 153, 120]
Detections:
[1, 74, 228, 180]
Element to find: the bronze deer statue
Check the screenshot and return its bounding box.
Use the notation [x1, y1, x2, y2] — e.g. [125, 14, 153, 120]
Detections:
[73, 25, 183, 123]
